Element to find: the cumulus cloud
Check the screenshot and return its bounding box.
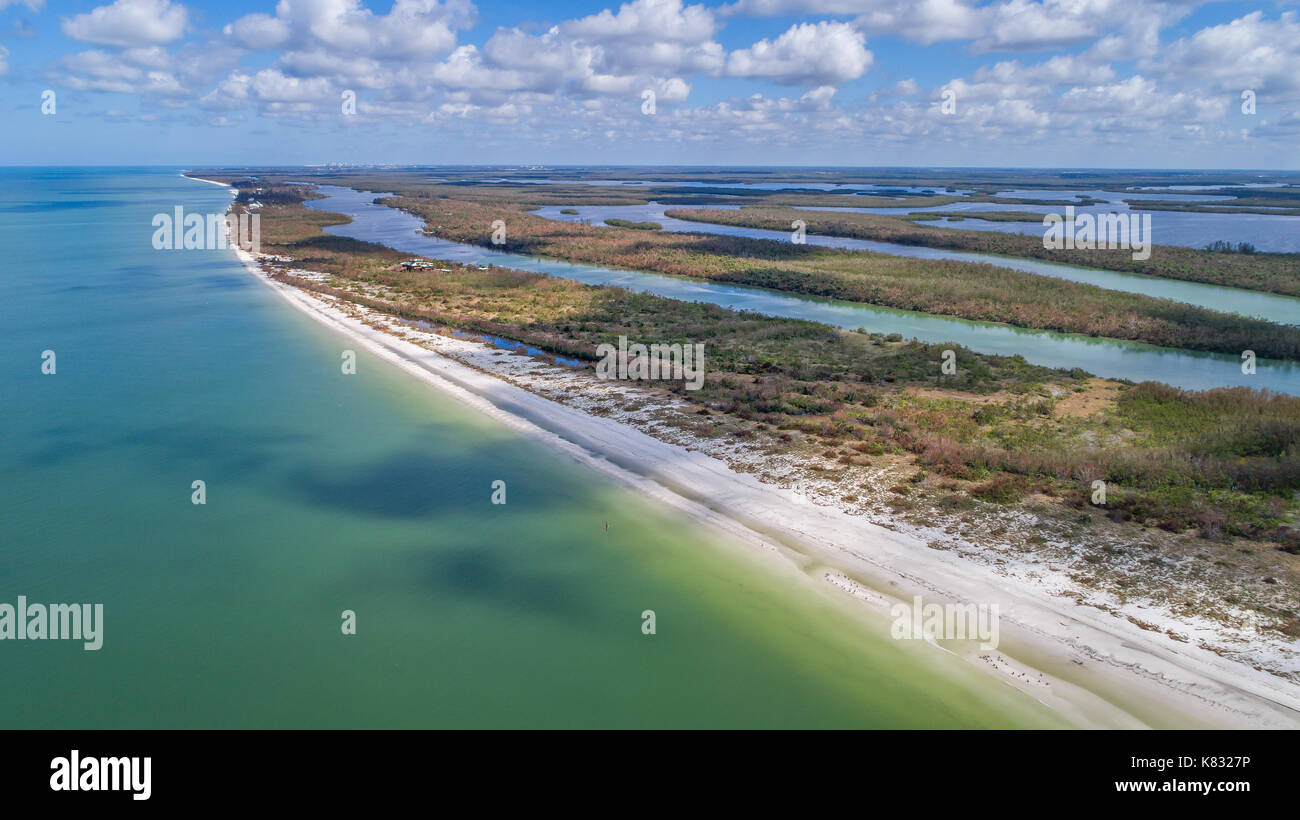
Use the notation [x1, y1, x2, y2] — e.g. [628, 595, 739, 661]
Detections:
[724, 0, 1188, 55]
[223, 0, 476, 58]
[972, 55, 1115, 89]
[854, 0, 986, 45]
[726, 21, 872, 85]
[431, 44, 553, 92]
[970, 0, 1123, 52]
[719, 0, 984, 46]
[563, 0, 717, 43]
[439, 1, 720, 108]
[1144, 11, 1300, 102]
[720, 0, 878, 16]
[199, 67, 338, 119]
[54, 48, 188, 95]
[61, 0, 189, 48]
[223, 13, 291, 50]
[1059, 75, 1227, 126]
[54, 40, 243, 100]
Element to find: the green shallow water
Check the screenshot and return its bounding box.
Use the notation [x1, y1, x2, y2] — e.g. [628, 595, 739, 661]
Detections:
[0, 168, 1066, 728]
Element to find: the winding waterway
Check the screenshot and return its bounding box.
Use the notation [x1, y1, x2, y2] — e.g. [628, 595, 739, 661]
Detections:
[532, 202, 1300, 326]
[304, 185, 1300, 395]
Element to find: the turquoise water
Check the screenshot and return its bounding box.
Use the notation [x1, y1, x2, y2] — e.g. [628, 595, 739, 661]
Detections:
[0, 168, 1066, 728]
[306, 185, 1300, 395]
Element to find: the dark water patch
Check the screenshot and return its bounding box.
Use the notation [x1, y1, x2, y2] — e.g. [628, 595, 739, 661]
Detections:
[0, 199, 121, 213]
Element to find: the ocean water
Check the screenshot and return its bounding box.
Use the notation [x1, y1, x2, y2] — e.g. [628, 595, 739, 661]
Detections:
[0, 168, 1064, 728]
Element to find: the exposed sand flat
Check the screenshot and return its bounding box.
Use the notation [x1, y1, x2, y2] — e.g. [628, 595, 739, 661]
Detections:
[198, 177, 1300, 729]
[183, 175, 235, 188]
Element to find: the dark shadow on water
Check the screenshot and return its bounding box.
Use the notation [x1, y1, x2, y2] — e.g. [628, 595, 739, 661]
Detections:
[421, 545, 593, 619]
[18, 422, 313, 475]
[286, 446, 532, 519]
[335, 539, 602, 624]
[0, 200, 120, 213]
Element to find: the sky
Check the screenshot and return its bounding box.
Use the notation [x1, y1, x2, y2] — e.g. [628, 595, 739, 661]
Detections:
[0, 0, 1297, 167]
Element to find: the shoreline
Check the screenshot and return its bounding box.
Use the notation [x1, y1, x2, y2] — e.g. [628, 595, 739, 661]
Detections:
[191, 174, 1300, 729]
[183, 174, 235, 188]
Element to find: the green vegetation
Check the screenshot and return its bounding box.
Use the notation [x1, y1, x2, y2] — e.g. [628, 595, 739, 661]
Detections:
[666, 206, 1300, 298]
[1127, 187, 1300, 216]
[906, 211, 1060, 223]
[603, 218, 662, 230]
[386, 195, 1300, 359]
[1204, 240, 1258, 254]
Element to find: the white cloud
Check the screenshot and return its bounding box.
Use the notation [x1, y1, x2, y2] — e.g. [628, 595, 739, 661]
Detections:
[972, 55, 1115, 89]
[1048, 75, 1229, 139]
[0, 45, 8, 77]
[720, 0, 875, 16]
[246, 68, 334, 103]
[563, 0, 717, 44]
[1145, 11, 1300, 102]
[55, 40, 243, 100]
[451, 12, 713, 107]
[720, 0, 988, 46]
[855, 0, 986, 45]
[431, 44, 552, 92]
[55, 48, 189, 95]
[200, 68, 334, 116]
[724, 0, 1191, 55]
[971, 0, 1120, 52]
[223, 13, 291, 50]
[726, 21, 872, 85]
[61, 0, 189, 48]
[482, 27, 585, 75]
[223, 0, 475, 58]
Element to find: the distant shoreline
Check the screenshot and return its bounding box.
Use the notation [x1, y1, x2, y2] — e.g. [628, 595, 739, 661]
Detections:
[181, 174, 233, 188]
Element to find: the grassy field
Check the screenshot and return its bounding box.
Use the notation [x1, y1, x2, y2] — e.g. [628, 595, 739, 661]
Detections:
[603, 218, 662, 230]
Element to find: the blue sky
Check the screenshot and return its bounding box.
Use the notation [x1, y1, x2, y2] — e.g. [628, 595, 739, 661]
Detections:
[1, 0, 1297, 167]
